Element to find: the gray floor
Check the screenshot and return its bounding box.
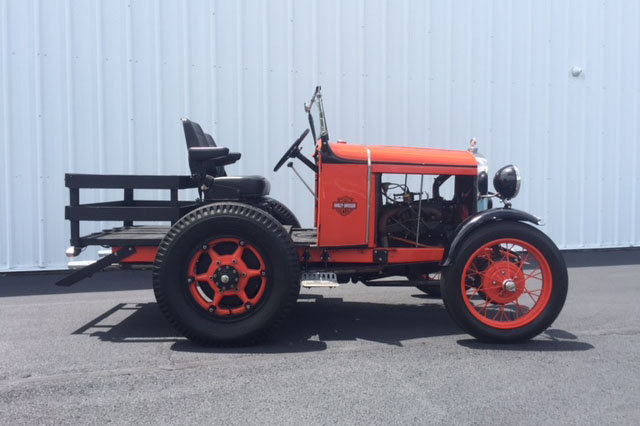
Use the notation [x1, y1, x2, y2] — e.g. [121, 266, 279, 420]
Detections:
[1, 252, 639, 425]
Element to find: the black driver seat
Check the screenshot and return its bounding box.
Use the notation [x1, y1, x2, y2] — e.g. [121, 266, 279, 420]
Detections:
[182, 118, 270, 199]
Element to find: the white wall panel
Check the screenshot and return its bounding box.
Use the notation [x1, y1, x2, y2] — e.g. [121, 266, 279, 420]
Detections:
[0, 0, 638, 271]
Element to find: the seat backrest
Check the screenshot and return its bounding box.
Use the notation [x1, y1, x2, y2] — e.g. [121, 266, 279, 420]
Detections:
[182, 118, 207, 148]
[181, 118, 227, 177]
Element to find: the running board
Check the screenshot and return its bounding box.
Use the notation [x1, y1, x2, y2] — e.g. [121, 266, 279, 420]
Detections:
[301, 272, 339, 288]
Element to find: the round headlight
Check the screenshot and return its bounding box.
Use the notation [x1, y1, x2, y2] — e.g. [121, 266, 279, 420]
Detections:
[493, 165, 521, 200]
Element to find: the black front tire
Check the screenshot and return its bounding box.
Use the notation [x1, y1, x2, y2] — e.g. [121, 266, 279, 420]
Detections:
[153, 202, 300, 346]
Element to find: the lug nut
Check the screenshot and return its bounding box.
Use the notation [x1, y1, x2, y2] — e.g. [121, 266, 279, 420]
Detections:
[216, 260, 221, 265]
[234, 287, 239, 291]
[241, 273, 247, 277]
[232, 259, 237, 264]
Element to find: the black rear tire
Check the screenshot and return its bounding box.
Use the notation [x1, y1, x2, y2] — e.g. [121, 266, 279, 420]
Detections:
[153, 202, 300, 346]
[441, 221, 568, 342]
[254, 197, 301, 227]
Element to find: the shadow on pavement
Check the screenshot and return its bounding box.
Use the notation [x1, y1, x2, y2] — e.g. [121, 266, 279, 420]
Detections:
[457, 328, 594, 351]
[71, 293, 592, 353]
[72, 293, 461, 353]
[0, 270, 152, 297]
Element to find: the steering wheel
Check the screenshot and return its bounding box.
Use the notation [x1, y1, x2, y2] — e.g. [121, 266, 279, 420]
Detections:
[273, 128, 310, 172]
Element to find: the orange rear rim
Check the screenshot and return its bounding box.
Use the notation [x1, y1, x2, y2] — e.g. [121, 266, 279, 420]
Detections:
[186, 238, 267, 317]
[460, 238, 552, 329]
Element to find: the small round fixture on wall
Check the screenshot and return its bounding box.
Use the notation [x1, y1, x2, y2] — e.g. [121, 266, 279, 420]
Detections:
[571, 66, 583, 77]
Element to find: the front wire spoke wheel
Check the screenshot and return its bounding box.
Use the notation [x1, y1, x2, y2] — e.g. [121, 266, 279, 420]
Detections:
[461, 238, 552, 329]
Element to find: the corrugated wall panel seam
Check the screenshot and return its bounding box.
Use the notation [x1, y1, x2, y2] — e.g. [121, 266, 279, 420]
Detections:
[181, 0, 189, 119]
[210, 0, 218, 147]
[261, 0, 269, 178]
[573, 0, 587, 247]
[235, 0, 243, 176]
[64, 0, 74, 174]
[33, 0, 45, 266]
[632, 1, 640, 245]
[286, 0, 293, 210]
[1, 0, 11, 268]
[125, 0, 134, 174]
[154, 1, 163, 177]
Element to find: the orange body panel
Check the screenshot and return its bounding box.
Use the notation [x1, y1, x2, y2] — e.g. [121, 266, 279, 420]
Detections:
[316, 163, 373, 246]
[298, 246, 444, 264]
[114, 246, 158, 263]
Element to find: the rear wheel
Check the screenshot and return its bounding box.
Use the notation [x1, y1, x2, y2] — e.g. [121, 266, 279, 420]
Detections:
[441, 221, 567, 342]
[153, 202, 300, 346]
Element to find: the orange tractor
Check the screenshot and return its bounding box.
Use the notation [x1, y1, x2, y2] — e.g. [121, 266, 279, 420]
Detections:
[60, 87, 567, 345]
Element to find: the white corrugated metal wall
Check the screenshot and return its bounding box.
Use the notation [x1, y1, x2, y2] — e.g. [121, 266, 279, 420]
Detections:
[1, 0, 638, 271]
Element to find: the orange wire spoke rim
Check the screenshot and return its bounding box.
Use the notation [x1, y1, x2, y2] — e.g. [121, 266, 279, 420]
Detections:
[186, 238, 266, 317]
[460, 238, 553, 329]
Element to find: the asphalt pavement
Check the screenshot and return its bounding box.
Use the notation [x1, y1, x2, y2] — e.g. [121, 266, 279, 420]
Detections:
[0, 250, 639, 425]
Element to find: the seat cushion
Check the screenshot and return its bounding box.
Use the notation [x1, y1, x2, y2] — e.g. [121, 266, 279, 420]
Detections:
[204, 176, 270, 199]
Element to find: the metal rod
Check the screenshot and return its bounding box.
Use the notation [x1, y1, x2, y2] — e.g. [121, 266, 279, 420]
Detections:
[287, 162, 317, 200]
[366, 148, 372, 245]
[415, 174, 424, 246]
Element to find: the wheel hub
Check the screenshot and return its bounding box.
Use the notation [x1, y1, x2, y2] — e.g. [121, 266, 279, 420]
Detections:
[481, 261, 525, 304]
[502, 278, 517, 293]
[213, 265, 239, 291]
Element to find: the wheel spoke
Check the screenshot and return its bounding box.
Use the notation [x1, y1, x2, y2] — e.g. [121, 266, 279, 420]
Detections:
[195, 273, 210, 282]
[518, 251, 533, 269]
[211, 291, 223, 307]
[478, 299, 491, 316]
[491, 306, 501, 320]
[524, 289, 540, 304]
[232, 244, 244, 260]
[207, 247, 220, 262]
[246, 270, 262, 278]
[523, 268, 543, 281]
[237, 291, 249, 303]
[466, 286, 480, 299]
[468, 266, 483, 277]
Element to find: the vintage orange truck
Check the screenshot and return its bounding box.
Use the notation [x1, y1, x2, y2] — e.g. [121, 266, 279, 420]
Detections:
[60, 87, 567, 345]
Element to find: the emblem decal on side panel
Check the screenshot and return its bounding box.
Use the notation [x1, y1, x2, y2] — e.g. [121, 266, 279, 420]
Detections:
[333, 196, 358, 216]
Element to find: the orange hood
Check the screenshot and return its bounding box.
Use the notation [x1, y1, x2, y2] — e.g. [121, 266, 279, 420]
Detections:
[328, 142, 478, 168]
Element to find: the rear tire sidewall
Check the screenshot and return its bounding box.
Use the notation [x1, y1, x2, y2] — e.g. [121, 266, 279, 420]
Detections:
[441, 221, 568, 342]
[154, 204, 299, 344]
